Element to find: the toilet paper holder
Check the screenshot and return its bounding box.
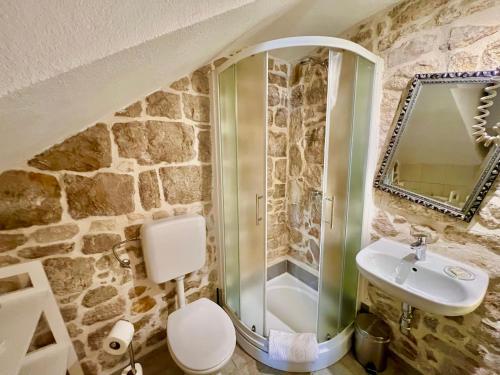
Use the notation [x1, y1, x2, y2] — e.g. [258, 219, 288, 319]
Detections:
[109, 339, 140, 375]
[105, 319, 143, 375]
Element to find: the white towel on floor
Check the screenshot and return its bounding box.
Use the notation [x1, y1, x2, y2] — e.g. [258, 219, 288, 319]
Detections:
[268, 329, 319, 363]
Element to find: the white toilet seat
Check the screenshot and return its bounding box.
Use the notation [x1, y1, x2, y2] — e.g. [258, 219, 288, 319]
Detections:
[167, 298, 236, 374]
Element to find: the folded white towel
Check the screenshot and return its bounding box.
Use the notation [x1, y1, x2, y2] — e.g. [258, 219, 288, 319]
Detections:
[268, 329, 319, 363]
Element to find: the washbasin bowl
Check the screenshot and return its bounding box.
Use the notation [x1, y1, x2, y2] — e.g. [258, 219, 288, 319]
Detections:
[356, 238, 489, 316]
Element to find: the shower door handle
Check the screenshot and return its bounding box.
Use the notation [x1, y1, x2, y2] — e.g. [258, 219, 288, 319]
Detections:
[324, 196, 334, 229]
[255, 194, 263, 225]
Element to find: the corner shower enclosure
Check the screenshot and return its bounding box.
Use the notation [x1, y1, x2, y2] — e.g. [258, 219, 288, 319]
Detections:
[212, 37, 381, 372]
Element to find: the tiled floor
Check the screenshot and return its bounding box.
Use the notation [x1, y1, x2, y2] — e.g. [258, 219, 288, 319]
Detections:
[126, 343, 414, 375]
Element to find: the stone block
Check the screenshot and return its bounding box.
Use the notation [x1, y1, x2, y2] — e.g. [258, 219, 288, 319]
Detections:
[289, 145, 302, 176]
[274, 107, 288, 128]
[170, 76, 190, 91]
[89, 219, 117, 232]
[372, 211, 398, 237]
[268, 73, 287, 88]
[0, 233, 27, 252]
[272, 184, 286, 199]
[82, 297, 126, 325]
[28, 123, 111, 172]
[275, 159, 287, 182]
[304, 127, 325, 164]
[387, 35, 436, 68]
[182, 94, 210, 122]
[82, 286, 118, 308]
[67, 322, 83, 338]
[191, 66, 210, 94]
[0, 255, 20, 267]
[481, 39, 500, 68]
[448, 51, 479, 71]
[304, 165, 322, 189]
[147, 121, 195, 162]
[112, 121, 195, 164]
[305, 78, 326, 105]
[443, 226, 500, 252]
[64, 173, 134, 219]
[159, 166, 211, 204]
[133, 314, 152, 332]
[124, 224, 141, 240]
[80, 361, 98, 375]
[60, 304, 78, 322]
[115, 101, 142, 117]
[197, 130, 211, 163]
[291, 85, 304, 107]
[447, 25, 499, 50]
[43, 257, 94, 295]
[82, 233, 121, 255]
[128, 286, 147, 299]
[72, 339, 86, 360]
[268, 131, 287, 157]
[145, 91, 181, 119]
[131, 295, 157, 314]
[139, 170, 161, 211]
[0, 171, 62, 230]
[289, 109, 303, 144]
[268, 85, 280, 106]
[31, 223, 79, 243]
[18, 243, 74, 259]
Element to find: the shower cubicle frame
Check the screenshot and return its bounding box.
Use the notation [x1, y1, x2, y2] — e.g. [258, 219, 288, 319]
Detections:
[211, 36, 383, 372]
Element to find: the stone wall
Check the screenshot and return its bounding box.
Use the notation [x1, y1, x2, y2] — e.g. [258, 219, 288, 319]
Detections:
[267, 56, 291, 264]
[266, 51, 328, 270]
[286, 49, 328, 270]
[342, 1, 500, 374]
[0, 59, 225, 375]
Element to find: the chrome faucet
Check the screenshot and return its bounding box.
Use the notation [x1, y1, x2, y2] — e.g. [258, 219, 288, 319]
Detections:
[411, 234, 427, 261]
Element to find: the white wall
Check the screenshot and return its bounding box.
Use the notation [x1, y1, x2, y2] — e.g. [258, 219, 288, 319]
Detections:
[0, 0, 254, 96]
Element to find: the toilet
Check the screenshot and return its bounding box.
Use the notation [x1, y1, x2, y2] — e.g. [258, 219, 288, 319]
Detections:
[141, 214, 236, 374]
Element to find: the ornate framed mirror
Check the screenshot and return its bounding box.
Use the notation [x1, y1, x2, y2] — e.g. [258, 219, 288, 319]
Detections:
[374, 69, 500, 222]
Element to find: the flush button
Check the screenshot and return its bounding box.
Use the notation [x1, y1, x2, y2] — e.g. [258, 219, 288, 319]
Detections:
[444, 266, 475, 280]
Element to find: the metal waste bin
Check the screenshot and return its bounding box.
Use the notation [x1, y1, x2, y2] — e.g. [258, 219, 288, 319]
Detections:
[354, 313, 391, 372]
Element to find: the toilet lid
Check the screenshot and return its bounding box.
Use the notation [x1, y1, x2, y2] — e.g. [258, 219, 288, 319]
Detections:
[167, 298, 236, 372]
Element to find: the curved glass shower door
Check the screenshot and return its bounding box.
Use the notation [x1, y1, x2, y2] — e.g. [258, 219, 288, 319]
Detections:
[218, 65, 240, 316]
[317, 51, 375, 341]
[218, 53, 268, 336]
[217, 45, 376, 344]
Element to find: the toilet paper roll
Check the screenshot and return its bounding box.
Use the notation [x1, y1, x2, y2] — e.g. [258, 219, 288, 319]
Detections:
[103, 320, 134, 355]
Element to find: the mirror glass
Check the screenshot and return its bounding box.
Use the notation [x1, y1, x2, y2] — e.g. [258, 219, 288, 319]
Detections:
[376, 71, 500, 221]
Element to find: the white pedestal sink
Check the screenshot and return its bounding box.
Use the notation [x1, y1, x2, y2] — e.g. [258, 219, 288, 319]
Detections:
[356, 238, 489, 316]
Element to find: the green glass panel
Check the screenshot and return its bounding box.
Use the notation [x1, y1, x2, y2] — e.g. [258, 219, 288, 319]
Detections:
[218, 65, 240, 316]
[218, 54, 267, 335]
[235, 54, 267, 336]
[317, 50, 357, 342]
[317, 51, 375, 341]
[339, 56, 375, 330]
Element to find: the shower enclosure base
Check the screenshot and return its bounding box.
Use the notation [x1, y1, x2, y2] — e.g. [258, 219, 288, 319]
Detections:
[266, 272, 318, 335]
[238, 324, 353, 372]
[225, 306, 353, 372]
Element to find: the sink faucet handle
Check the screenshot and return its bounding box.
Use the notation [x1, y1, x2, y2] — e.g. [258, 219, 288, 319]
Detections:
[411, 234, 427, 261]
[412, 233, 428, 246]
